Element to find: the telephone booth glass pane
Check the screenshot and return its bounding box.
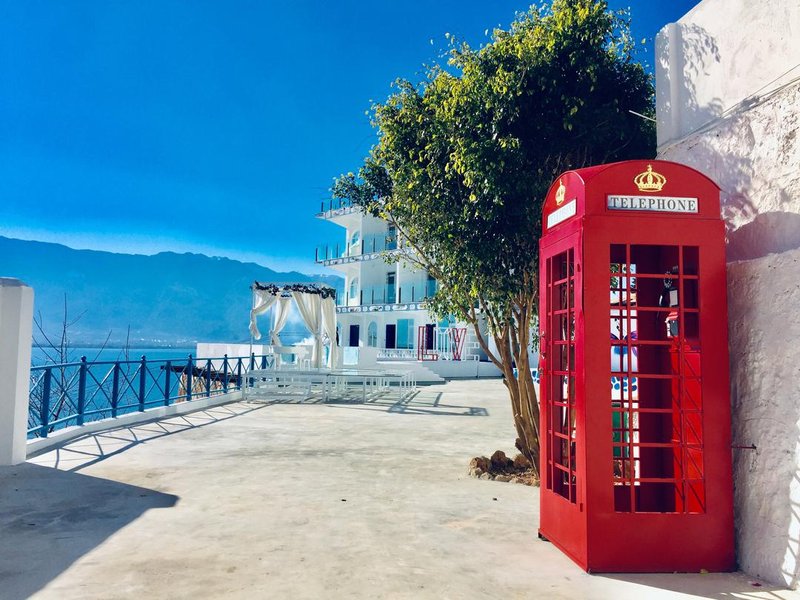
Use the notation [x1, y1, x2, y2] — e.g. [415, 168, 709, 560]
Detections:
[610, 244, 705, 513]
[545, 248, 577, 503]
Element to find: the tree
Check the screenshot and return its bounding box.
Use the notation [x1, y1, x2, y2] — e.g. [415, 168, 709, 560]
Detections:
[333, 0, 655, 475]
[30, 294, 125, 432]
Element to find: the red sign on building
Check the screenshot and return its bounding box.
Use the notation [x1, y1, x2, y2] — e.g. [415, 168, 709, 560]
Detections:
[538, 160, 734, 572]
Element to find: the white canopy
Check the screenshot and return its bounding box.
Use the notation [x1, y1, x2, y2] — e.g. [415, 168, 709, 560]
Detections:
[249, 282, 338, 369]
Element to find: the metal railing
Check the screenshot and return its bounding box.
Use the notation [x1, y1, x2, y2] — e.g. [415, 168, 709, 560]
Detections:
[376, 348, 418, 360]
[27, 353, 274, 439]
[424, 326, 469, 361]
[317, 198, 359, 216]
[315, 233, 399, 263]
[347, 282, 438, 307]
[359, 284, 397, 306]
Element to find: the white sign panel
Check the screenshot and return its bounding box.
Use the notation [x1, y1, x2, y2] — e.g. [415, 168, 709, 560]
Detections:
[547, 199, 577, 229]
[607, 195, 698, 213]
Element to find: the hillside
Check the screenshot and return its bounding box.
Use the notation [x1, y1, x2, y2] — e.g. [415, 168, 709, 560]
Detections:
[0, 236, 341, 345]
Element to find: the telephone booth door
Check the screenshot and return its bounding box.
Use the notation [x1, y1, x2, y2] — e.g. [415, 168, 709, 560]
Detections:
[539, 231, 585, 564]
[607, 243, 705, 514]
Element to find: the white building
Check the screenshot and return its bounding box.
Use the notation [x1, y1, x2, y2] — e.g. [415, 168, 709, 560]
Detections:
[656, 0, 800, 587]
[315, 198, 501, 379]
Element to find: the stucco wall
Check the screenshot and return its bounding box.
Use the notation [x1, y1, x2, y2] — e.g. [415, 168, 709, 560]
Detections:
[656, 0, 800, 146]
[727, 248, 800, 586]
[656, 0, 800, 586]
[660, 82, 800, 262]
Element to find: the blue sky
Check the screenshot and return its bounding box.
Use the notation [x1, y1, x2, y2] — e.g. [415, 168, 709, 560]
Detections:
[0, 1, 698, 274]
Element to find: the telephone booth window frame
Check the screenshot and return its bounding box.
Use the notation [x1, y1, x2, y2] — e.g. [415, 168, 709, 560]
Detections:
[544, 245, 578, 504]
[609, 243, 705, 514]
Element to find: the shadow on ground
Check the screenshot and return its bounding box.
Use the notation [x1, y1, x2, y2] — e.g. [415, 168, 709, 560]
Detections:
[248, 389, 489, 417]
[32, 402, 267, 471]
[0, 463, 178, 600]
[326, 391, 489, 417]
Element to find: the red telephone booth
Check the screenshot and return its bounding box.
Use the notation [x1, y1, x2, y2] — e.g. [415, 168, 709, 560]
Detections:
[538, 160, 734, 572]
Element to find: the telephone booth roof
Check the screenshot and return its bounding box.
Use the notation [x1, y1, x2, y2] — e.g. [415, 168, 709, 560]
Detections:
[542, 160, 722, 237]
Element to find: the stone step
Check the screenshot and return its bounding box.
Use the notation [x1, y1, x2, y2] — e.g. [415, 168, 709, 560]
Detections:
[377, 360, 446, 384]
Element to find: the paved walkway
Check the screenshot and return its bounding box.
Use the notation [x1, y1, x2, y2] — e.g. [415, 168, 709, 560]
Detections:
[1, 379, 797, 599]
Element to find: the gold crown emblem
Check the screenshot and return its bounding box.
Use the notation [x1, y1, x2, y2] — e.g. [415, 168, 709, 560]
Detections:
[555, 179, 566, 205]
[634, 164, 667, 193]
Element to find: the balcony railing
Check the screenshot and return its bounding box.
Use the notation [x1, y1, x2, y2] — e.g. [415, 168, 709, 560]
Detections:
[27, 353, 274, 438]
[315, 233, 399, 263]
[359, 284, 396, 306]
[337, 281, 438, 308]
[374, 327, 482, 361]
[317, 198, 360, 217]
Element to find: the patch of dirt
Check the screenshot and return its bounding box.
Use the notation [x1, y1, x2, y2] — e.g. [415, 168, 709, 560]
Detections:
[467, 450, 540, 486]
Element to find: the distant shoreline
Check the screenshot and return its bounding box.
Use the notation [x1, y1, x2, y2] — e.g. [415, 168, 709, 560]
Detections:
[65, 344, 197, 350]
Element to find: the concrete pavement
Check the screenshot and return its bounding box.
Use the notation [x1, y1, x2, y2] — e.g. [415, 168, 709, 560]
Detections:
[0, 379, 795, 599]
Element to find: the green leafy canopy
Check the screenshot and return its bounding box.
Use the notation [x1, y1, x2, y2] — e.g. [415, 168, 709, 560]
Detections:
[333, 0, 654, 334]
[332, 0, 655, 469]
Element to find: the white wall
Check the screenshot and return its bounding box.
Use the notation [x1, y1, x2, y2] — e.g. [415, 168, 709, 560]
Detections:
[425, 359, 501, 379]
[359, 258, 393, 301]
[0, 279, 34, 465]
[727, 248, 800, 587]
[359, 212, 389, 238]
[656, 0, 800, 586]
[397, 259, 430, 303]
[656, 0, 800, 146]
[337, 309, 434, 350]
[196, 343, 267, 360]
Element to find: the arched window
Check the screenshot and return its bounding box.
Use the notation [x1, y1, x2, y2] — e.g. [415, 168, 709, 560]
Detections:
[349, 277, 359, 299]
[349, 230, 361, 247]
[367, 321, 378, 347]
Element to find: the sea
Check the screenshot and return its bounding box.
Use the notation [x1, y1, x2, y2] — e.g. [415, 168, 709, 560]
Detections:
[31, 347, 199, 367]
[30, 329, 310, 367]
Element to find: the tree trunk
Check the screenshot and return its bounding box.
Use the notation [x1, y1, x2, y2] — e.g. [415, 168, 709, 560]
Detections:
[495, 328, 540, 478]
[466, 311, 541, 479]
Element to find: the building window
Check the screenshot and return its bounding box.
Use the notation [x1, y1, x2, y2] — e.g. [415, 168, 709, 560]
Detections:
[396, 318, 414, 349]
[367, 322, 377, 347]
[425, 273, 437, 298]
[349, 277, 359, 300]
[349, 230, 360, 247]
[386, 271, 396, 304]
[386, 225, 397, 250]
[438, 315, 456, 328]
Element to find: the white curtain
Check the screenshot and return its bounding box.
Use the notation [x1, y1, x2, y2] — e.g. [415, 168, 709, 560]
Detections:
[271, 296, 292, 345]
[321, 296, 338, 369]
[291, 291, 323, 368]
[249, 290, 277, 340]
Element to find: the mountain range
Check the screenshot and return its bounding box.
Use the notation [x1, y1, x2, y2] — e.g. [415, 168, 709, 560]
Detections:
[0, 236, 342, 346]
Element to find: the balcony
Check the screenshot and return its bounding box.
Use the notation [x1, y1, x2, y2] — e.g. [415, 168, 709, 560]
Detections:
[336, 281, 437, 313]
[315, 233, 400, 265]
[316, 198, 361, 219]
